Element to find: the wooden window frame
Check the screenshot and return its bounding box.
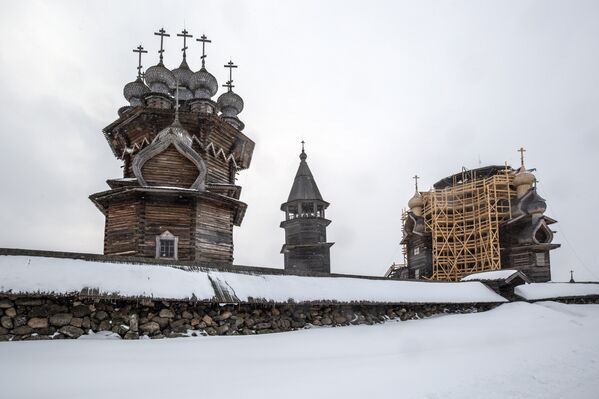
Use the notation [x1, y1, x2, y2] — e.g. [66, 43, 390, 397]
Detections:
[155, 231, 179, 260]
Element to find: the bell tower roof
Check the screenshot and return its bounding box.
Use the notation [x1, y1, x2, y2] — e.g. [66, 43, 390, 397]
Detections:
[287, 143, 324, 203]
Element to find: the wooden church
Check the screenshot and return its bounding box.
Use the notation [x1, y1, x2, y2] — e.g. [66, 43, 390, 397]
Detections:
[396, 149, 559, 283]
[90, 29, 254, 265]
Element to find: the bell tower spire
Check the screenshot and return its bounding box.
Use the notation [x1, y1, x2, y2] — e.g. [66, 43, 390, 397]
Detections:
[280, 144, 334, 273]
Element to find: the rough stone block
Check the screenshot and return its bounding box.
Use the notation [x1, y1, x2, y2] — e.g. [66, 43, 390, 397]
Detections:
[27, 318, 49, 329]
[49, 313, 73, 327]
[59, 326, 84, 338]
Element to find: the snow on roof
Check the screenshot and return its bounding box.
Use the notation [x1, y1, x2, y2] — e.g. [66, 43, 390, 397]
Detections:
[515, 283, 599, 300]
[0, 255, 507, 304]
[461, 270, 520, 282]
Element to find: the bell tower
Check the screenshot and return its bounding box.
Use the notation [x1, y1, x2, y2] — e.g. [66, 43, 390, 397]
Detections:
[280, 143, 333, 273]
[90, 29, 254, 265]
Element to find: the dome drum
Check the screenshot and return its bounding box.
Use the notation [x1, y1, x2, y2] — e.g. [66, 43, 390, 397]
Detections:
[189, 98, 218, 114]
[222, 116, 245, 131]
[144, 92, 173, 109]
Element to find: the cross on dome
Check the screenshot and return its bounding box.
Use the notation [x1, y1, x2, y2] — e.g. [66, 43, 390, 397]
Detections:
[413, 174, 420, 192]
[223, 60, 238, 91]
[196, 34, 212, 68]
[132, 45, 147, 78]
[177, 29, 193, 60]
[518, 147, 526, 168]
[154, 28, 170, 63]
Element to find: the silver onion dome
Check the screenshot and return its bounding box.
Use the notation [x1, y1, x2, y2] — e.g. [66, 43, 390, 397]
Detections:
[190, 67, 218, 99]
[144, 62, 176, 94]
[123, 77, 150, 106]
[172, 59, 194, 100]
[217, 90, 244, 117]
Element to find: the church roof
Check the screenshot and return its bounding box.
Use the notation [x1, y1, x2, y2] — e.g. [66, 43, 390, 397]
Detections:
[287, 150, 324, 202]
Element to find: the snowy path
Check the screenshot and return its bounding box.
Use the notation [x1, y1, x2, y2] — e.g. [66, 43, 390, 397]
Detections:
[1, 302, 598, 399]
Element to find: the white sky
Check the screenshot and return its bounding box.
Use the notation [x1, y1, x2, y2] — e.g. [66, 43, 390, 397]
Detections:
[0, 0, 597, 281]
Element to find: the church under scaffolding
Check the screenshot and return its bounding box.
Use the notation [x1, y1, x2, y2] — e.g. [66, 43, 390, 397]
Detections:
[394, 150, 560, 282]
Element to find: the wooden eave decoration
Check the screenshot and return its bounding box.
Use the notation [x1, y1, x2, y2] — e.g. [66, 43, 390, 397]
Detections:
[89, 186, 248, 226]
[102, 110, 255, 169]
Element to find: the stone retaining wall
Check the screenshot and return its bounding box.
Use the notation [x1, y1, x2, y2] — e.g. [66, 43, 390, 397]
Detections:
[0, 295, 498, 341]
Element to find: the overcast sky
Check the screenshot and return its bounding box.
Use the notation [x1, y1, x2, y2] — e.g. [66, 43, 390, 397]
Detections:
[0, 0, 598, 281]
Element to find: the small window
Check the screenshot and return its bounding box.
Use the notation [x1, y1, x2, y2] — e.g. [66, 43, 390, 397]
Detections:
[155, 231, 178, 260]
[414, 247, 420, 255]
[160, 239, 175, 258]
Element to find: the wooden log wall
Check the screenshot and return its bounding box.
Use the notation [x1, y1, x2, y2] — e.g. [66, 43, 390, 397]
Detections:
[143, 199, 194, 260]
[141, 145, 199, 188]
[196, 200, 234, 263]
[104, 200, 139, 256]
[283, 219, 328, 246]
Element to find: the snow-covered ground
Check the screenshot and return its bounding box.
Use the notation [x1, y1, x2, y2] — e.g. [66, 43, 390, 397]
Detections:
[1, 301, 598, 399]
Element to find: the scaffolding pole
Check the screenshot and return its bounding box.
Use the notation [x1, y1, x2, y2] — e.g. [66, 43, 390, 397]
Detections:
[422, 172, 514, 281]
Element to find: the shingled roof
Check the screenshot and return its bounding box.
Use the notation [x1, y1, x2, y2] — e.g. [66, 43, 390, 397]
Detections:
[287, 150, 323, 202]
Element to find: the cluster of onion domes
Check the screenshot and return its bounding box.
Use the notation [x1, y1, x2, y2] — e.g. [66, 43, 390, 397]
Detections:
[124, 59, 220, 104]
[122, 29, 242, 124]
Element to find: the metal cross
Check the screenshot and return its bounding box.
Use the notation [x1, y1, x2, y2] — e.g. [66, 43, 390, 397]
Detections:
[196, 34, 212, 68]
[518, 147, 526, 167]
[223, 60, 238, 91]
[413, 175, 420, 192]
[301, 140, 305, 153]
[177, 29, 193, 60]
[154, 28, 170, 63]
[132, 45, 147, 78]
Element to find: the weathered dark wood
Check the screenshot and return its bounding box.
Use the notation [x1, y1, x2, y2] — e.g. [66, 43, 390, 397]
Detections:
[92, 103, 254, 265]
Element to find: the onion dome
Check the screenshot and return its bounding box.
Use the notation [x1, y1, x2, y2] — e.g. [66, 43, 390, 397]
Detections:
[217, 90, 244, 117]
[190, 68, 218, 99]
[144, 62, 176, 94]
[408, 192, 424, 210]
[408, 175, 424, 216]
[123, 77, 150, 106]
[171, 59, 194, 100]
[513, 166, 536, 187]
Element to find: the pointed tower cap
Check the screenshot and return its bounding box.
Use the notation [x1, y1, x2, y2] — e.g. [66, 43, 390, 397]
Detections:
[286, 144, 325, 202]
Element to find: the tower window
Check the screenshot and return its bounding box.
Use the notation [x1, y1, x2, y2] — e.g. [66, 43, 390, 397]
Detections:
[155, 230, 178, 260]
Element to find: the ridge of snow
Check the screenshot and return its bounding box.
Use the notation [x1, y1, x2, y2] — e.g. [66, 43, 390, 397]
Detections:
[515, 282, 599, 300]
[461, 270, 519, 282]
[0, 255, 507, 304]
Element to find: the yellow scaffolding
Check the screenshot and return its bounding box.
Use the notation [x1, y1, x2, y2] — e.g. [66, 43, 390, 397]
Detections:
[422, 166, 515, 281]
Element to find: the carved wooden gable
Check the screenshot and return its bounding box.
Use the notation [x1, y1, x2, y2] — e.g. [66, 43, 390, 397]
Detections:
[141, 144, 199, 188]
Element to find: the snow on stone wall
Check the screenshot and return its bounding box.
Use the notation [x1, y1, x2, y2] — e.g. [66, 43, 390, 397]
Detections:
[0, 255, 507, 304]
[515, 283, 599, 300]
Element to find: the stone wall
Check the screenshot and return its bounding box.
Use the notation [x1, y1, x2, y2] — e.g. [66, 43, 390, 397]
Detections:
[0, 295, 498, 341]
